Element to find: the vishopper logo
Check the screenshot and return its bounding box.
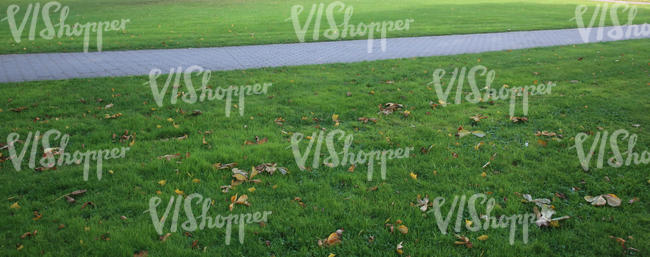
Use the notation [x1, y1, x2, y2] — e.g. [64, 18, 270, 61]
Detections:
[145, 65, 272, 117]
[2, 129, 129, 181]
[572, 3, 649, 43]
[427, 193, 536, 245]
[574, 128, 649, 171]
[290, 129, 413, 181]
[0, 1, 130, 52]
[429, 65, 556, 117]
[287, 1, 414, 53]
[146, 193, 272, 245]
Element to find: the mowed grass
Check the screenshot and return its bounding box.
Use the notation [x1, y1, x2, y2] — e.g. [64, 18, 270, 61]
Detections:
[0, 0, 649, 54]
[0, 39, 649, 256]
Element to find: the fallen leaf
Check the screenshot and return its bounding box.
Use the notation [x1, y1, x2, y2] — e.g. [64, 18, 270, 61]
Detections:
[159, 233, 172, 242]
[32, 211, 42, 221]
[229, 194, 250, 211]
[379, 103, 404, 115]
[472, 131, 486, 137]
[585, 194, 620, 207]
[470, 114, 488, 123]
[213, 162, 237, 170]
[10, 106, 27, 112]
[416, 194, 430, 212]
[510, 116, 528, 123]
[319, 229, 343, 247]
[274, 117, 285, 126]
[603, 194, 621, 207]
[104, 113, 122, 119]
[80, 201, 95, 209]
[396, 241, 404, 255]
[398, 225, 408, 234]
[454, 234, 473, 248]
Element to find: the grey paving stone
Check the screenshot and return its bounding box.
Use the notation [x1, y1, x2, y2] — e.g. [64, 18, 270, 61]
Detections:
[0, 26, 647, 83]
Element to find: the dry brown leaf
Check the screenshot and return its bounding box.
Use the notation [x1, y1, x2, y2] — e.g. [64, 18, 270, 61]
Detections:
[20, 230, 37, 239]
[585, 194, 621, 207]
[510, 116, 528, 123]
[274, 117, 285, 126]
[379, 103, 404, 115]
[80, 201, 95, 209]
[454, 234, 473, 248]
[470, 114, 488, 123]
[417, 194, 430, 212]
[159, 233, 172, 242]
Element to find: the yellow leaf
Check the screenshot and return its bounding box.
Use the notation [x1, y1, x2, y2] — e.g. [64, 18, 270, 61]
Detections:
[108, 170, 114, 174]
[10, 202, 20, 209]
[233, 173, 247, 181]
[248, 187, 256, 192]
[396, 241, 404, 255]
[332, 114, 339, 121]
[409, 172, 417, 180]
[250, 166, 259, 179]
[328, 254, 336, 257]
[474, 142, 484, 150]
[174, 189, 184, 195]
[192, 178, 200, 183]
[235, 194, 249, 204]
[156, 190, 162, 195]
[398, 225, 408, 234]
[156, 125, 162, 128]
[478, 235, 488, 241]
[481, 172, 487, 177]
[465, 219, 473, 227]
[158, 180, 166, 186]
[326, 232, 341, 246]
[167, 118, 174, 122]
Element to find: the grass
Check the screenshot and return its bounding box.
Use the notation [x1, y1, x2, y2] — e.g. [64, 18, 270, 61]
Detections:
[0, 0, 649, 54]
[0, 38, 648, 256]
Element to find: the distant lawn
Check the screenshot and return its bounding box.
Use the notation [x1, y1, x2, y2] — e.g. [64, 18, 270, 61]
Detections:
[0, 0, 649, 54]
[0, 39, 648, 256]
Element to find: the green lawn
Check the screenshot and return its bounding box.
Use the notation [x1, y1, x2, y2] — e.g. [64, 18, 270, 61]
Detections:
[0, 39, 648, 256]
[0, 0, 649, 54]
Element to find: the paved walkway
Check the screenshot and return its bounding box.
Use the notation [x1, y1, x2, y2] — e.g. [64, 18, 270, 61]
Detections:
[0, 26, 648, 83]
